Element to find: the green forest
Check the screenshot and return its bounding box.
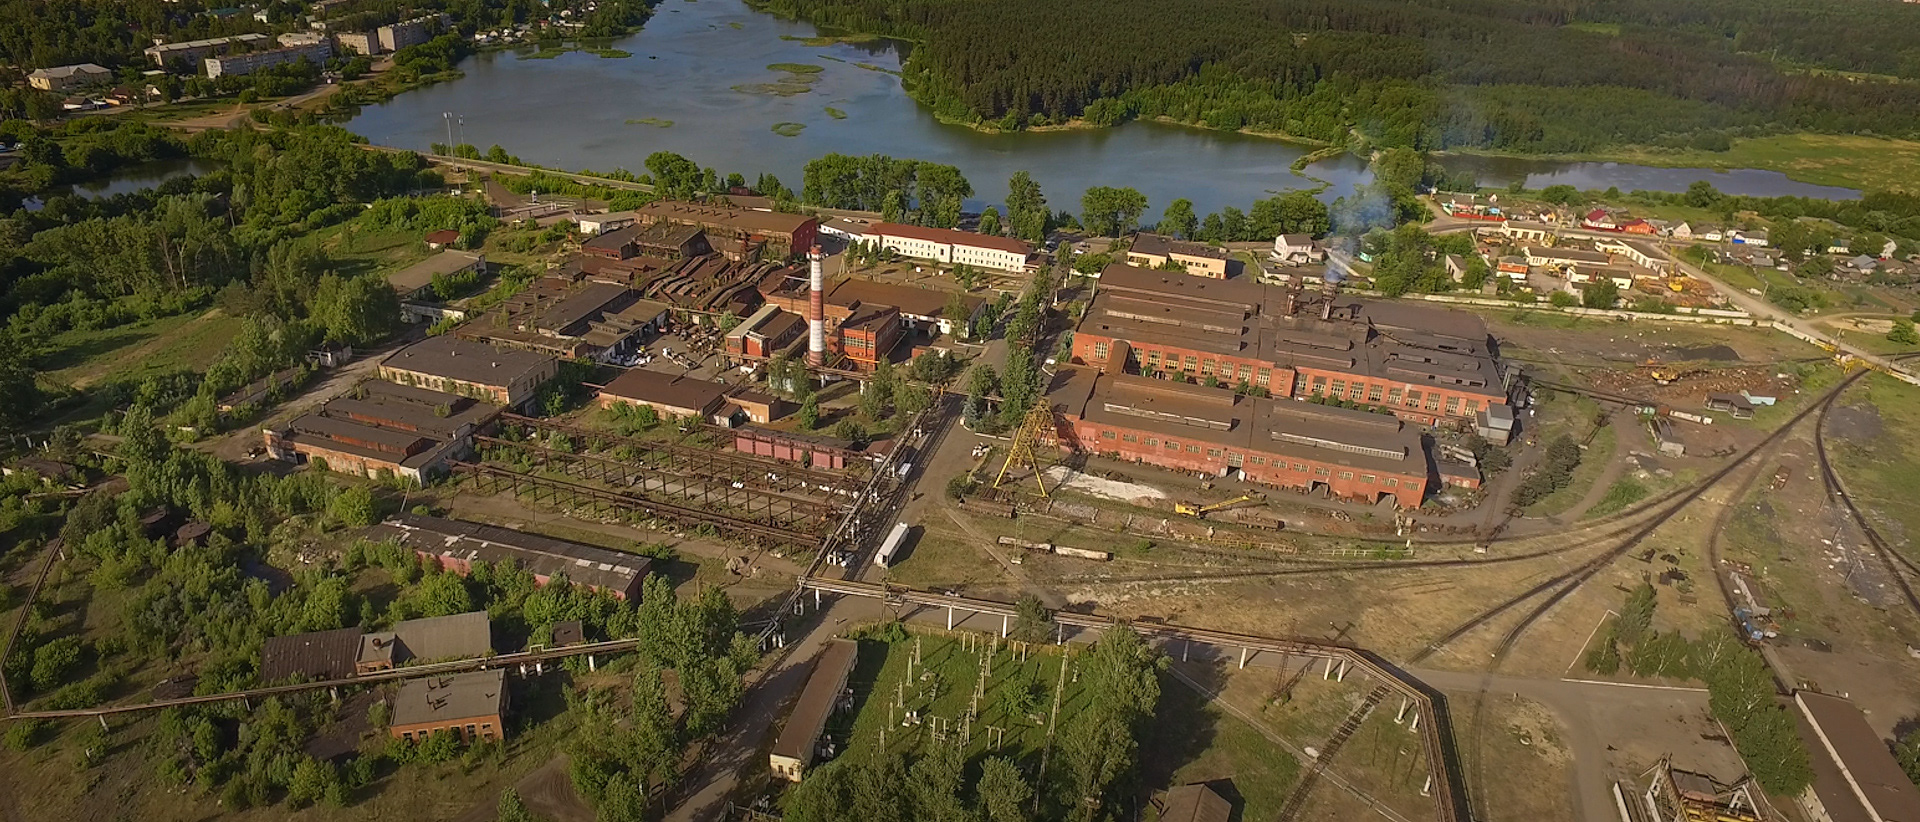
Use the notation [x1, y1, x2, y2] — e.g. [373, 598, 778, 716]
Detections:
[747, 0, 1920, 153]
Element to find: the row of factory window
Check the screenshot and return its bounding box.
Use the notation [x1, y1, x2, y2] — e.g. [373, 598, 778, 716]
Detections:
[400, 723, 496, 743]
[1091, 429, 1403, 486]
[1086, 340, 1482, 417]
[1094, 342, 1276, 387]
[1296, 374, 1477, 415]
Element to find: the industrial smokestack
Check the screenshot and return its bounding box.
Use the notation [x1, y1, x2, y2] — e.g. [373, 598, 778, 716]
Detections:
[807, 245, 825, 367]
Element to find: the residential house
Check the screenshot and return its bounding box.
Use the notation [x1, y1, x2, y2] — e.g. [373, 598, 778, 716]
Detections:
[1271, 234, 1324, 263]
[1581, 209, 1616, 230]
[1499, 221, 1554, 244]
[28, 63, 111, 91]
[1126, 233, 1229, 278]
[1443, 254, 1469, 283]
[1618, 218, 1657, 235]
[1670, 222, 1694, 240]
[1730, 229, 1770, 247]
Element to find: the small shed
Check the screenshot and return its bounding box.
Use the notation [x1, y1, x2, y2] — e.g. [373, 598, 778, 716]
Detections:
[1650, 417, 1685, 458]
[1704, 393, 1755, 419]
[425, 229, 461, 249]
[1156, 782, 1234, 822]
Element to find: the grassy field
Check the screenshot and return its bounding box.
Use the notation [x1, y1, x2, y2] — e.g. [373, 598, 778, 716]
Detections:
[835, 630, 1302, 819]
[1830, 375, 1920, 567]
[836, 631, 1083, 766]
[40, 309, 246, 390]
[1508, 133, 1920, 194]
[1524, 393, 1617, 519]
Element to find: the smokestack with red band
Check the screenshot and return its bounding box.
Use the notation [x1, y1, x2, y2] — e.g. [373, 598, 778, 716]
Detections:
[807, 245, 825, 367]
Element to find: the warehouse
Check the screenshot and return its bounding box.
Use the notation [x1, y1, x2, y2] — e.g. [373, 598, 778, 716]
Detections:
[770, 639, 859, 781]
[357, 612, 493, 673]
[365, 513, 653, 600]
[632, 201, 818, 262]
[1072, 263, 1509, 427]
[379, 335, 559, 410]
[1049, 367, 1431, 507]
[263, 381, 503, 482]
[597, 368, 739, 423]
[863, 222, 1034, 272]
[1126, 233, 1230, 279]
[390, 670, 508, 744]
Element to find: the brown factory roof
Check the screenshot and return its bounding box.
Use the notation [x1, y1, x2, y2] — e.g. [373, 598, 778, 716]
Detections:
[1794, 691, 1920, 822]
[1157, 783, 1233, 822]
[600, 368, 733, 414]
[382, 335, 557, 389]
[360, 611, 493, 669]
[826, 279, 983, 321]
[771, 639, 860, 761]
[364, 513, 651, 595]
[582, 225, 640, 254]
[1084, 263, 1501, 398]
[866, 222, 1033, 256]
[1050, 368, 1425, 477]
[261, 627, 363, 682]
[635, 200, 814, 236]
[1131, 233, 1228, 261]
[387, 250, 483, 296]
[391, 669, 506, 728]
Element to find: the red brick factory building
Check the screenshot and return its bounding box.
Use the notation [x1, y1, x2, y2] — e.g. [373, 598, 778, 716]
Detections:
[1073, 263, 1517, 427]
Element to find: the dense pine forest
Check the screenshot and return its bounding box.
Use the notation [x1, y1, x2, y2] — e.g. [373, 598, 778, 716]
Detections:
[748, 0, 1920, 153]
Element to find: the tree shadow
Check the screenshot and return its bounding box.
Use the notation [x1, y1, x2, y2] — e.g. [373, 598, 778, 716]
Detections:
[33, 327, 159, 373]
[1138, 665, 1223, 803]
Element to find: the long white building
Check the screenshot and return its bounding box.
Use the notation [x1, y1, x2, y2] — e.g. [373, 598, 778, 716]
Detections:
[863, 222, 1033, 272]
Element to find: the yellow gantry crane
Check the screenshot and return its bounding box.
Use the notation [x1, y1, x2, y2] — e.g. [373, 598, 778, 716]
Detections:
[993, 404, 1057, 498]
[1175, 492, 1267, 518]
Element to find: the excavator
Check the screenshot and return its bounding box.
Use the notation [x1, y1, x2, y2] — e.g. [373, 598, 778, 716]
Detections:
[1175, 492, 1267, 518]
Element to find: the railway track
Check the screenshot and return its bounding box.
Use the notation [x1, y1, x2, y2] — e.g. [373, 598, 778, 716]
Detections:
[1811, 367, 1920, 616]
[1410, 369, 1870, 667]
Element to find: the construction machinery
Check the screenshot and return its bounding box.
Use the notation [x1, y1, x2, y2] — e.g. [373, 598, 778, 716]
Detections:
[1175, 492, 1266, 518]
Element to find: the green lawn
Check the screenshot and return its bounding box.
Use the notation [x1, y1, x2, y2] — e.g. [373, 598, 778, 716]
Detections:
[40, 309, 246, 389]
[837, 632, 1082, 768]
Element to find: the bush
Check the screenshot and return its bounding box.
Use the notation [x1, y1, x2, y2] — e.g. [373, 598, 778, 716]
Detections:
[3, 719, 46, 751]
[1548, 291, 1579, 308]
[1511, 435, 1582, 508]
[945, 474, 978, 500]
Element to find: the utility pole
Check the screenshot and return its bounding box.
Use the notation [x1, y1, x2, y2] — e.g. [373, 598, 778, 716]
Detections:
[442, 111, 454, 151]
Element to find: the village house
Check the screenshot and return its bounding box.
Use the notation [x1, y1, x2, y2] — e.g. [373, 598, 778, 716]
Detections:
[1271, 234, 1325, 263]
[28, 63, 111, 91]
[1126, 233, 1230, 278]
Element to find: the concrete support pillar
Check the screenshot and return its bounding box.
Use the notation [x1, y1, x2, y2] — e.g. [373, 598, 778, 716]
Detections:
[329, 686, 339, 702]
[946, 605, 954, 630]
[1001, 614, 1009, 638]
[1408, 710, 1420, 733]
[1055, 622, 1064, 645]
[1324, 658, 1336, 679]
[97, 715, 108, 730]
[1335, 661, 1348, 682]
[588, 654, 597, 672]
[1182, 639, 1190, 662]
[535, 661, 544, 675]
[1239, 647, 1249, 669]
[1396, 698, 1410, 723]
[815, 589, 821, 608]
[1422, 774, 1433, 797]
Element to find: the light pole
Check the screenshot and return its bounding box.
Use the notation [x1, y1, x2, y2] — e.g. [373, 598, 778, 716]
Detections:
[442, 111, 454, 151]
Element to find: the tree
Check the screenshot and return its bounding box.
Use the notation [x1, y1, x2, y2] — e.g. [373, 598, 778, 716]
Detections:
[413, 572, 474, 618]
[645, 151, 702, 199]
[909, 742, 969, 822]
[1010, 594, 1052, 642]
[1080, 186, 1148, 237]
[498, 788, 538, 822]
[330, 485, 379, 527]
[1896, 728, 1920, 788]
[976, 757, 1034, 822]
[1888, 319, 1919, 345]
[310, 273, 400, 345]
[286, 756, 339, 808]
[1582, 278, 1621, 309]
[798, 394, 820, 429]
[1684, 180, 1722, 209]
[597, 773, 646, 822]
[1157, 198, 1197, 239]
[978, 205, 1002, 236]
[1006, 171, 1049, 242]
[0, 337, 43, 438]
[863, 360, 897, 420]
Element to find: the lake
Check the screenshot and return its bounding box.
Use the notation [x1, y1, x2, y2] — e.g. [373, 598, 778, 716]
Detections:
[343, 0, 1860, 215]
[23, 157, 224, 211]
